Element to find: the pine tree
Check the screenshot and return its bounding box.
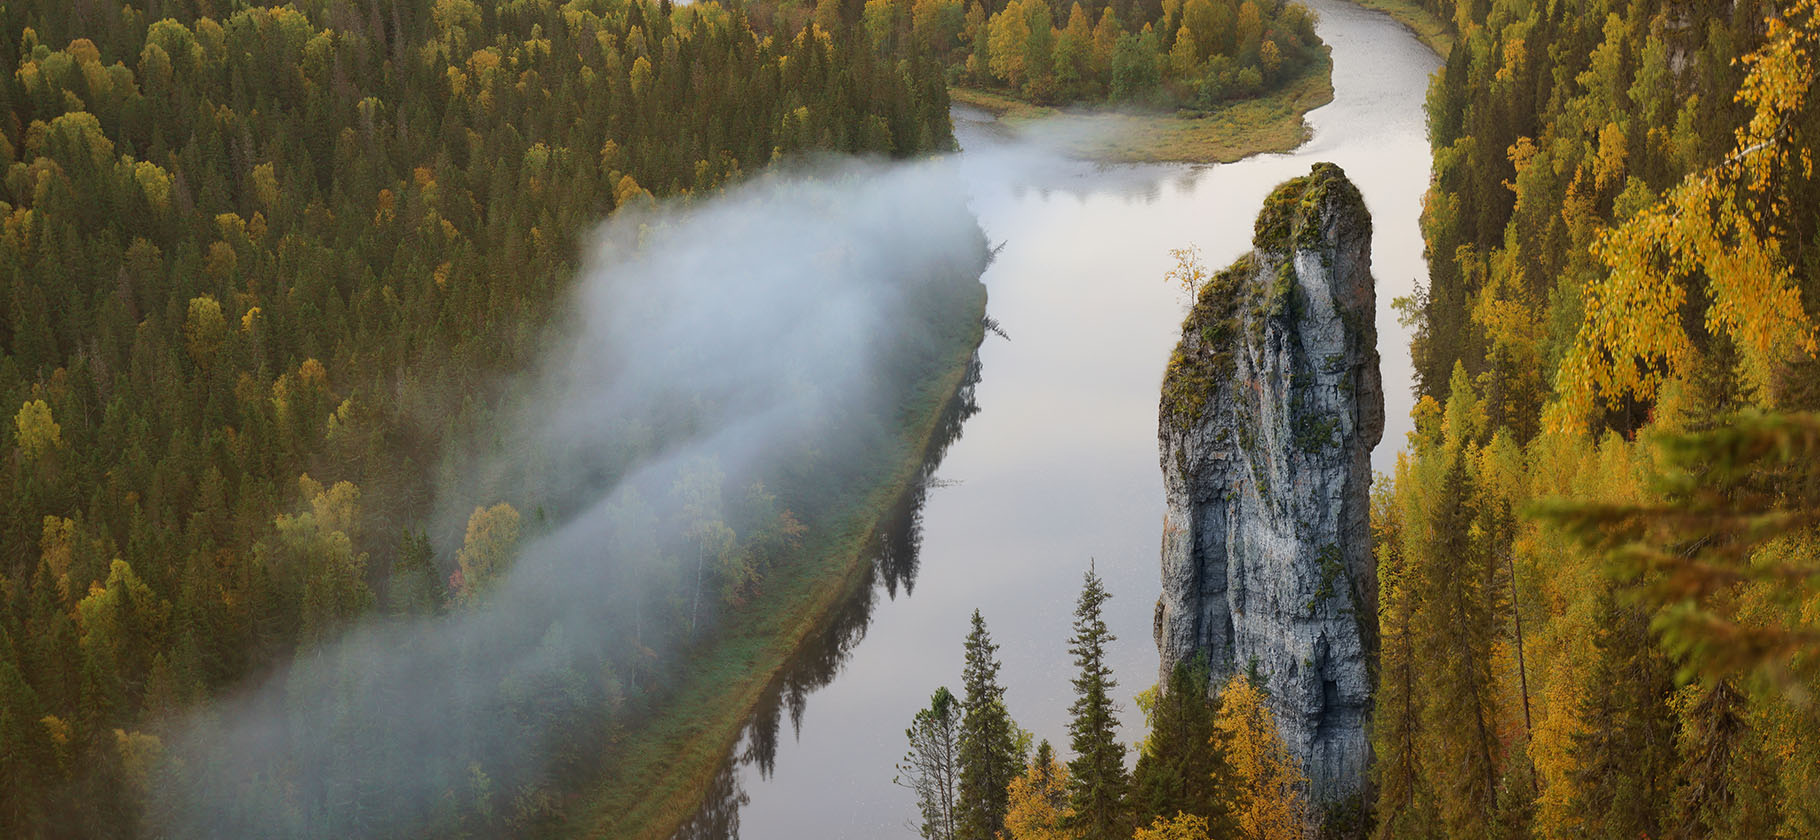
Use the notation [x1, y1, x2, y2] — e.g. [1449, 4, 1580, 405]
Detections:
[1064, 565, 1126, 839]
[899, 686, 964, 840]
[957, 609, 1023, 840]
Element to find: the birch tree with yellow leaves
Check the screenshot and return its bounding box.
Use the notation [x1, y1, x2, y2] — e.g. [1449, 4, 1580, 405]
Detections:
[1557, 0, 1820, 425]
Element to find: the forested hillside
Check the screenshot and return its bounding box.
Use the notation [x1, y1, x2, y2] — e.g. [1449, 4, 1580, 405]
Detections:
[942, 0, 1326, 107]
[1377, 0, 1820, 838]
[0, 0, 958, 834]
[748, 0, 1325, 108]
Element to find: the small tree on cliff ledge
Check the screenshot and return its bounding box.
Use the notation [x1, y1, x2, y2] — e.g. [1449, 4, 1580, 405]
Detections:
[1065, 563, 1128, 838]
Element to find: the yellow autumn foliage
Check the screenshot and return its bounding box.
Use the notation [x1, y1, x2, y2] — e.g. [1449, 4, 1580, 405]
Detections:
[15, 398, 63, 459]
[1215, 674, 1310, 840]
[1556, 0, 1820, 426]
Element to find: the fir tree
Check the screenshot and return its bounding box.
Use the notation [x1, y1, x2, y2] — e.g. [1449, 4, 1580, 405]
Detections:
[1065, 564, 1127, 839]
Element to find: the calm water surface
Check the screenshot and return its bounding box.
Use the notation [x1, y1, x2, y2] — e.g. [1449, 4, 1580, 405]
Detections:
[679, 3, 1439, 835]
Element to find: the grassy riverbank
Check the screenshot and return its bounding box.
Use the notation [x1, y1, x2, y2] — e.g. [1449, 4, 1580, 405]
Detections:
[950, 50, 1334, 164]
[1351, 0, 1454, 55]
[567, 282, 988, 840]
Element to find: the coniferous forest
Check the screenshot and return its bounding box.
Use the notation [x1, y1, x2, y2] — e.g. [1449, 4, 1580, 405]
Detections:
[743, 0, 1328, 108]
[0, 0, 964, 835]
[3, 0, 1820, 839]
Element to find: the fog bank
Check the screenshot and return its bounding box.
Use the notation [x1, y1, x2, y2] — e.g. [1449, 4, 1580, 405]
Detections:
[154, 155, 993, 837]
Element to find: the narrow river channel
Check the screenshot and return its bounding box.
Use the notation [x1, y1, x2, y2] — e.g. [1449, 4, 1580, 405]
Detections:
[677, 3, 1439, 835]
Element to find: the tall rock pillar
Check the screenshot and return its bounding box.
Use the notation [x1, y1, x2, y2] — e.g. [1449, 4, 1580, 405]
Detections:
[1155, 162, 1384, 810]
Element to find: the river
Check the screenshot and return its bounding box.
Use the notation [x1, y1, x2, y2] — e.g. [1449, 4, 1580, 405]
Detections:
[675, 2, 1439, 836]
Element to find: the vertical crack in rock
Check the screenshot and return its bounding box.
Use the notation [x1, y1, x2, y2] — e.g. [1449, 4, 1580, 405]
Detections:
[1155, 162, 1383, 811]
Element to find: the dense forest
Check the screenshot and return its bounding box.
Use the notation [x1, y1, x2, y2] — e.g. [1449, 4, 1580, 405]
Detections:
[0, 0, 968, 835]
[745, 0, 1326, 107]
[1378, 0, 1820, 838]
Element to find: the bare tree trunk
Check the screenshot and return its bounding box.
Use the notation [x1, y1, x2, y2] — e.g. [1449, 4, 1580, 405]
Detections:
[1508, 552, 1533, 735]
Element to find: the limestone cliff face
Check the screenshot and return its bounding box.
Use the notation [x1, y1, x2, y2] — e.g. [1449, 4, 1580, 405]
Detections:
[1155, 163, 1383, 807]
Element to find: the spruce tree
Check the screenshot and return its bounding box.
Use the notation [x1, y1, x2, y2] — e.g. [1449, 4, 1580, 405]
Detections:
[1666, 680, 1778, 839]
[1065, 564, 1127, 839]
[387, 528, 442, 616]
[1569, 596, 1677, 840]
[1416, 447, 1497, 837]
[0, 656, 51, 832]
[1130, 656, 1234, 835]
[1371, 498, 1437, 840]
[957, 609, 1023, 840]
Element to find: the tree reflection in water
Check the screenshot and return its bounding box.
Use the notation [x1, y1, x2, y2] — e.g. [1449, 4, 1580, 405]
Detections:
[674, 353, 982, 839]
[672, 763, 748, 840]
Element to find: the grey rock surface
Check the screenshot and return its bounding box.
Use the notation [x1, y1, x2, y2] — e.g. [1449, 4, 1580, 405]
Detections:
[1155, 162, 1383, 807]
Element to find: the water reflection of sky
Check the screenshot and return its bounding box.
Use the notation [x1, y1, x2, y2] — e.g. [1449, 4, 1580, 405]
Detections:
[689, 2, 1440, 836]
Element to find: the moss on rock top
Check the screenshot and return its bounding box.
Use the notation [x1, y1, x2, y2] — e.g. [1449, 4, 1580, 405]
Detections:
[1161, 162, 1369, 428]
[1251, 161, 1370, 254]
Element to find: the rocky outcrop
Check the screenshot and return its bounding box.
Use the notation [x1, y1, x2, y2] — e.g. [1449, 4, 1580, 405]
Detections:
[1155, 163, 1383, 809]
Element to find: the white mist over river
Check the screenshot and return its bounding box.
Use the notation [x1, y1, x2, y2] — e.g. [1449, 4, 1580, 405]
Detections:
[698, 1, 1439, 835]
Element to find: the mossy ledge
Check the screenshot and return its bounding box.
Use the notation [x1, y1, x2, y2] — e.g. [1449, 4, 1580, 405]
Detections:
[1251, 160, 1371, 254]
